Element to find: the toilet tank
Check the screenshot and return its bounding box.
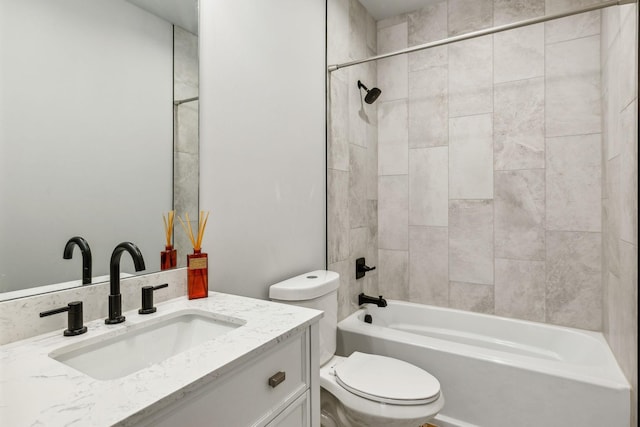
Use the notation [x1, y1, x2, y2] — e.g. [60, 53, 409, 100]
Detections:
[269, 270, 339, 365]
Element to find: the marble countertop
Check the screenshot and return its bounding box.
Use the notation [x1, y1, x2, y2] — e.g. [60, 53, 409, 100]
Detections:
[0, 292, 322, 426]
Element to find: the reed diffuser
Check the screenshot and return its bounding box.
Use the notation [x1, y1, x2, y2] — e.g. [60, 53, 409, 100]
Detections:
[161, 211, 177, 270]
[178, 211, 210, 299]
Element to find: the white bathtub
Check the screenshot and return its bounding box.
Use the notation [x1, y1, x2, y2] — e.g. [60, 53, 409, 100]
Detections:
[336, 300, 630, 427]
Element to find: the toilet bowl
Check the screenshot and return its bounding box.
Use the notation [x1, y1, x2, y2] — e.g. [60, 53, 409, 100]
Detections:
[269, 270, 444, 427]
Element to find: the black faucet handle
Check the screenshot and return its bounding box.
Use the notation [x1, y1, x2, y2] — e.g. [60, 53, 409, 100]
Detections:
[40, 301, 88, 336]
[139, 283, 169, 314]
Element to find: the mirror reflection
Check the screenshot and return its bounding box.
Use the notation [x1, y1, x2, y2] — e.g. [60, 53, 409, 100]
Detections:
[0, 0, 199, 300]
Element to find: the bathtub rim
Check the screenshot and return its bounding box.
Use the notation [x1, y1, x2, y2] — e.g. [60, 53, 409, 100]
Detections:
[338, 300, 630, 391]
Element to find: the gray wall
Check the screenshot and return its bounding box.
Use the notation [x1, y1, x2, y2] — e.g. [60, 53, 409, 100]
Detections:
[374, 0, 606, 331]
[601, 2, 638, 425]
[327, 0, 380, 320]
[199, 0, 327, 299]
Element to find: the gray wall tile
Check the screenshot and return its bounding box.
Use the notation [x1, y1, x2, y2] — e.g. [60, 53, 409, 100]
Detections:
[546, 133, 601, 232]
[619, 10, 638, 115]
[620, 100, 638, 245]
[407, 1, 448, 72]
[545, 11, 600, 44]
[329, 258, 354, 321]
[449, 114, 494, 199]
[449, 200, 494, 285]
[494, 24, 544, 83]
[378, 100, 409, 175]
[377, 23, 408, 101]
[495, 258, 546, 321]
[409, 66, 448, 148]
[328, 169, 350, 264]
[379, 249, 409, 300]
[410, 147, 449, 226]
[379, 175, 408, 250]
[449, 37, 493, 117]
[329, 74, 350, 171]
[327, 0, 350, 64]
[349, 0, 367, 60]
[493, 0, 544, 26]
[494, 77, 545, 170]
[546, 35, 601, 137]
[546, 231, 602, 330]
[495, 170, 545, 260]
[449, 281, 495, 314]
[410, 226, 449, 306]
[350, 144, 367, 228]
[448, 0, 493, 36]
[605, 156, 620, 277]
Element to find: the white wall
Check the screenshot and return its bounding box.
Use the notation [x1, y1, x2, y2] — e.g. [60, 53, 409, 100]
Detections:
[199, 0, 326, 299]
[0, 0, 173, 293]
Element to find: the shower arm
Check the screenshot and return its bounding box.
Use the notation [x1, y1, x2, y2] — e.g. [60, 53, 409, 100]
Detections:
[328, 0, 637, 72]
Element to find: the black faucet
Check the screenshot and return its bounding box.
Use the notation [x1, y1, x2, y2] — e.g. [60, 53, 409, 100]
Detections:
[63, 236, 92, 285]
[106, 242, 145, 324]
[358, 293, 387, 307]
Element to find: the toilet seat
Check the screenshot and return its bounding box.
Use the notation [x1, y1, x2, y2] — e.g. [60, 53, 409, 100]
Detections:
[334, 352, 440, 405]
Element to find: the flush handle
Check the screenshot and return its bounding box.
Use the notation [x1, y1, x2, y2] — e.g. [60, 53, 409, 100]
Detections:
[268, 371, 286, 388]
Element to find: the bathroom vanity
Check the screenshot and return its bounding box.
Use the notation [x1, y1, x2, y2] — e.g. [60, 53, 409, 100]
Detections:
[0, 292, 322, 426]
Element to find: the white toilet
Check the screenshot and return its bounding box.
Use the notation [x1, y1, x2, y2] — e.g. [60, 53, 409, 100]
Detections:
[269, 270, 444, 427]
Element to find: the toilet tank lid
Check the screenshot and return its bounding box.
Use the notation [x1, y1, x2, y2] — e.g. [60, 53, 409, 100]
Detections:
[269, 270, 339, 301]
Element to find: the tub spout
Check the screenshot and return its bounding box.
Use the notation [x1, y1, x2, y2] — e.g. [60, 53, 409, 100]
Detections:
[358, 293, 387, 307]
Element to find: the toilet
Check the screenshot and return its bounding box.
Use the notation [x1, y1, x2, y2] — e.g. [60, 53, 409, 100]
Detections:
[269, 270, 444, 427]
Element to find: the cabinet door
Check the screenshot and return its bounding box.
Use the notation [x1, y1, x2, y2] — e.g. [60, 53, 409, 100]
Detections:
[267, 391, 310, 427]
[138, 330, 309, 427]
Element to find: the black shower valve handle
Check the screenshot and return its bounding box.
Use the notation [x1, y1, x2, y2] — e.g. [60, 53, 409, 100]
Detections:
[355, 257, 376, 279]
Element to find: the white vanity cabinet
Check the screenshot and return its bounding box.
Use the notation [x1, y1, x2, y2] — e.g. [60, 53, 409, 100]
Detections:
[0, 293, 321, 427]
[137, 327, 317, 427]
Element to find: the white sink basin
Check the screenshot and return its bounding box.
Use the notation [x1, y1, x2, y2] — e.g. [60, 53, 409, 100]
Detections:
[49, 309, 245, 380]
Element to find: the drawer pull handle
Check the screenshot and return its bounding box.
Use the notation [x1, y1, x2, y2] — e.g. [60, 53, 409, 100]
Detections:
[268, 371, 286, 388]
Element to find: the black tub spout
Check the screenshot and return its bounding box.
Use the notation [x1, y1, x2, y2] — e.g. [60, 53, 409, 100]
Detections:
[358, 293, 387, 307]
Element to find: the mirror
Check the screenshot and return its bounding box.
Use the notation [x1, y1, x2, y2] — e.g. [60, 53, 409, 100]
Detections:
[0, 0, 199, 300]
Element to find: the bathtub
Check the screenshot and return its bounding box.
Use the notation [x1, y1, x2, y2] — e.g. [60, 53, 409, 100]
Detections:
[336, 300, 630, 427]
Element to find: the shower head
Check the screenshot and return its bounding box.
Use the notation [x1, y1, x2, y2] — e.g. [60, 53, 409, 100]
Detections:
[357, 80, 382, 104]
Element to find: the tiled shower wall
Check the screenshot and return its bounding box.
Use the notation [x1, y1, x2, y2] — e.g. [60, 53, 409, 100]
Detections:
[601, 2, 638, 425]
[327, 0, 380, 320]
[375, 0, 609, 331]
[173, 26, 199, 266]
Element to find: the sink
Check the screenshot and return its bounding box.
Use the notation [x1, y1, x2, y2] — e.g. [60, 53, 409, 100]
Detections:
[49, 309, 245, 380]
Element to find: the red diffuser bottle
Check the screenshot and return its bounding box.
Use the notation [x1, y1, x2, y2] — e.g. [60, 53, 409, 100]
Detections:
[187, 248, 208, 299]
[161, 245, 177, 270]
[161, 211, 177, 270]
[179, 211, 210, 300]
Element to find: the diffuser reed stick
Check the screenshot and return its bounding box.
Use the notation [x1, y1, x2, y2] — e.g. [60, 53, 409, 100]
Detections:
[178, 211, 210, 251]
[163, 210, 175, 247]
[161, 211, 177, 270]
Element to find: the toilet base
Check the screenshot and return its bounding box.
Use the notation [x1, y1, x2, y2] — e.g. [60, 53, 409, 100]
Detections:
[321, 388, 439, 427]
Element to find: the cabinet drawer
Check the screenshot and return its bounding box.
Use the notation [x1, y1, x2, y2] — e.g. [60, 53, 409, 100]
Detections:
[143, 330, 309, 427]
